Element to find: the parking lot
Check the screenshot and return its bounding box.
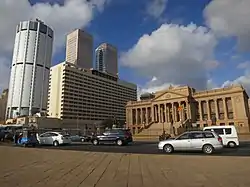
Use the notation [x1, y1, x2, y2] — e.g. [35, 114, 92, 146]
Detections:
[1, 141, 250, 187]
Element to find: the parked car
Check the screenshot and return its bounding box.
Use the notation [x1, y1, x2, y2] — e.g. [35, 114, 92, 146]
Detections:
[158, 131, 223, 154]
[38, 132, 71, 146]
[203, 125, 239, 148]
[70, 134, 91, 142]
[16, 128, 39, 147]
[91, 129, 133, 146]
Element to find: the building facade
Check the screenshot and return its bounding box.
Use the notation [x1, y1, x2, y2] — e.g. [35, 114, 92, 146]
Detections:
[48, 62, 137, 125]
[0, 89, 8, 123]
[66, 29, 93, 69]
[126, 85, 250, 135]
[95, 43, 118, 76]
[6, 19, 53, 119]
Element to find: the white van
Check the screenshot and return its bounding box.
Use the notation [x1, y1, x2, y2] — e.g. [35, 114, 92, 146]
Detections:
[203, 126, 239, 148]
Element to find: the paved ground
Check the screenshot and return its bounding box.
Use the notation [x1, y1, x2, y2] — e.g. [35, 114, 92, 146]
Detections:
[1, 142, 250, 187]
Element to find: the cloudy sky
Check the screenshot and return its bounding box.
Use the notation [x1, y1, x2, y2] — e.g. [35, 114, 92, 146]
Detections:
[1, 0, 250, 98]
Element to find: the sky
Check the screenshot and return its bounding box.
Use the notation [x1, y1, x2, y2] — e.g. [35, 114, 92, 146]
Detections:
[1, 0, 250, 98]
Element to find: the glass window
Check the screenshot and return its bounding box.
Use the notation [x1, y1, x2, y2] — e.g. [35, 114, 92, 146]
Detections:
[29, 22, 38, 31]
[229, 122, 234, 126]
[213, 128, 224, 135]
[204, 132, 215, 138]
[190, 132, 204, 139]
[225, 128, 232, 135]
[39, 23, 47, 34]
[177, 133, 190, 140]
[21, 21, 28, 30]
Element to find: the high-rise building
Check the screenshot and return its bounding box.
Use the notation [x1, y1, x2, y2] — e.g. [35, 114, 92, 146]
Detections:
[0, 89, 8, 123]
[6, 19, 54, 119]
[95, 43, 118, 76]
[66, 29, 93, 69]
[47, 62, 137, 124]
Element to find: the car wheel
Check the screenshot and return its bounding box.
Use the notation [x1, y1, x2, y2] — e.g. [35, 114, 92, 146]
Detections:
[53, 141, 59, 147]
[163, 144, 173, 153]
[92, 139, 99, 145]
[203, 144, 214, 154]
[116, 139, 123, 146]
[228, 141, 236, 148]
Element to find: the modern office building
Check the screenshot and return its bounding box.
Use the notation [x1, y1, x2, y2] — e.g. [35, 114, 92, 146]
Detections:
[95, 43, 118, 76]
[6, 19, 54, 119]
[66, 29, 93, 69]
[47, 62, 137, 124]
[0, 89, 8, 123]
[126, 85, 250, 135]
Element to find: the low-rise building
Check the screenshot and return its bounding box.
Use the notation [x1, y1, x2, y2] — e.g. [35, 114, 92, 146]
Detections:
[126, 85, 250, 135]
[0, 89, 8, 123]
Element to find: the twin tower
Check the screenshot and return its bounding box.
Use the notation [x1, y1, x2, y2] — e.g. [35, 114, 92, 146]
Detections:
[6, 20, 118, 119]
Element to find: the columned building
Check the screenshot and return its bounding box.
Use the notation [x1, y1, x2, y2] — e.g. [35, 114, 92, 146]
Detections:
[126, 85, 250, 135]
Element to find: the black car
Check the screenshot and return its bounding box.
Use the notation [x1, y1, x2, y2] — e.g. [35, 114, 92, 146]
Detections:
[70, 134, 91, 142]
[91, 129, 133, 146]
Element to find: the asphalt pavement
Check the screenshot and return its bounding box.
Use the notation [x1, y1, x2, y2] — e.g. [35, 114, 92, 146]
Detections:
[33, 140, 250, 157]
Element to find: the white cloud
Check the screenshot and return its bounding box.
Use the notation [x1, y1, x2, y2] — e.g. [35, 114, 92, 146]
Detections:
[237, 61, 250, 69]
[0, 0, 109, 91]
[146, 0, 168, 19]
[204, 0, 250, 51]
[121, 23, 217, 95]
[222, 61, 250, 94]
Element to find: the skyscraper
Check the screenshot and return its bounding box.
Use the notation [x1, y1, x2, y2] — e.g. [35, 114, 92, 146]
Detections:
[66, 29, 93, 69]
[6, 19, 53, 119]
[95, 43, 118, 76]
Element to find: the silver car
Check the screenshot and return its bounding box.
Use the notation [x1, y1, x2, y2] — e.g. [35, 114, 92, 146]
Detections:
[158, 131, 223, 154]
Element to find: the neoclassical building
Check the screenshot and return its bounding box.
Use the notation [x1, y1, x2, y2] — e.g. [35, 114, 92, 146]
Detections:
[126, 85, 250, 135]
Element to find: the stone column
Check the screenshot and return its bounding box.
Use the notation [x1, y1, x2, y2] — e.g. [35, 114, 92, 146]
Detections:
[135, 109, 138, 125]
[165, 104, 168, 122]
[223, 98, 228, 120]
[151, 106, 155, 122]
[231, 97, 237, 119]
[199, 101, 203, 121]
[146, 107, 149, 124]
[157, 105, 160, 122]
[206, 100, 211, 120]
[172, 103, 175, 122]
[215, 99, 219, 120]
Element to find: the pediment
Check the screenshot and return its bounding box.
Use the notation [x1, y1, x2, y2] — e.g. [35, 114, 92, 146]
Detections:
[153, 90, 187, 101]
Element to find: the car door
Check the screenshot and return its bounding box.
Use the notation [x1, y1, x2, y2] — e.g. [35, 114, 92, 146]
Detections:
[172, 133, 192, 151]
[189, 132, 205, 150]
[39, 133, 49, 145]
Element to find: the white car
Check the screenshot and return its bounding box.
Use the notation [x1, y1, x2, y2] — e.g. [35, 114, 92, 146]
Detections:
[203, 126, 239, 148]
[38, 132, 71, 146]
[158, 131, 223, 154]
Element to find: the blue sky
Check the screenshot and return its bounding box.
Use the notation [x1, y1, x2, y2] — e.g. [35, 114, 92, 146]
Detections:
[1, 0, 250, 95]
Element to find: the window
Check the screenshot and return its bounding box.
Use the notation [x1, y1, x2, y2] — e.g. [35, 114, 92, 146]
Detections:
[190, 132, 204, 139]
[213, 128, 224, 135]
[204, 132, 215, 138]
[229, 122, 234, 126]
[177, 133, 190, 140]
[225, 128, 232, 135]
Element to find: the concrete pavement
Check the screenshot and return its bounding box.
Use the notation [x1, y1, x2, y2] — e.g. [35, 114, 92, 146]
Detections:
[1, 146, 250, 187]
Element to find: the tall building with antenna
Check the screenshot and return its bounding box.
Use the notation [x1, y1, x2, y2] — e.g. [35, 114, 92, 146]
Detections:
[6, 19, 54, 119]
